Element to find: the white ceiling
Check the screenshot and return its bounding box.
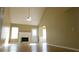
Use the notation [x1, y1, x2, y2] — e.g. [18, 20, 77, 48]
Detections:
[10, 7, 46, 26]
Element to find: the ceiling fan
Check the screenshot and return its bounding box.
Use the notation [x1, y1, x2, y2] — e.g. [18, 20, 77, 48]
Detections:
[26, 7, 32, 21]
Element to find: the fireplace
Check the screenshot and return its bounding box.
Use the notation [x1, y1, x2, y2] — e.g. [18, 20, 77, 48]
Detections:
[19, 32, 32, 43]
[21, 37, 29, 42]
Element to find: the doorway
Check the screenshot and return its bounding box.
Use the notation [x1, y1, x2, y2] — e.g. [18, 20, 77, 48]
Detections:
[39, 26, 47, 43]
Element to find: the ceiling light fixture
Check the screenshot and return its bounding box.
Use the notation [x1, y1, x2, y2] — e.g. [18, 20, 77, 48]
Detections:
[26, 7, 32, 21]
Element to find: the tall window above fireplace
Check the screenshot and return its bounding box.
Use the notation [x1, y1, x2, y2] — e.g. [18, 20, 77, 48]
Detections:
[11, 27, 19, 39]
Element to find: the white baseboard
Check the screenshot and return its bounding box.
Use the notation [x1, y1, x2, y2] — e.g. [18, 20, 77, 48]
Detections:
[47, 43, 79, 51]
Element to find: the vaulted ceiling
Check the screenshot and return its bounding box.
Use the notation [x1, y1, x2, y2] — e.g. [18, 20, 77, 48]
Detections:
[9, 7, 70, 26]
[9, 7, 46, 26]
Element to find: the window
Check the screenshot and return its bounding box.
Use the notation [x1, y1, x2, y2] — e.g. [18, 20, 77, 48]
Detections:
[32, 28, 37, 43]
[11, 27, 19, 39]
[43, 28, 46, 39]
[32, 28, 37, 36]
[1, 26, 10, 45]
[42, 26, 46, 43]
[1, 26, 10, 40]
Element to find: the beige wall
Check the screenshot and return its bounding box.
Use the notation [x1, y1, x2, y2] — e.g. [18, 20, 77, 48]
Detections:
[11, 24, 36, 32]
[39, 7, 79, 49]
[2, 8, 11, 26]
[0, 8, 3, 40]
[10, 24, 38, 37]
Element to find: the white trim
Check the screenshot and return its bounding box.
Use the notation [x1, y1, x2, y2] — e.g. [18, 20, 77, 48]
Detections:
[47, 43, 79, 51]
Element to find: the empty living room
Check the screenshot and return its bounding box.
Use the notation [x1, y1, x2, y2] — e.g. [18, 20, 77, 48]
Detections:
[0, 7, 79, 52]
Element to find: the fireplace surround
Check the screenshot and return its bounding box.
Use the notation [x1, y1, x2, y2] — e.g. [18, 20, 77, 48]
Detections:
[19, 32, 32, 43]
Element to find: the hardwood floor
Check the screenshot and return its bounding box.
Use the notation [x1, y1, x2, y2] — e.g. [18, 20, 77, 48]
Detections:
[0, 43, 77, 52]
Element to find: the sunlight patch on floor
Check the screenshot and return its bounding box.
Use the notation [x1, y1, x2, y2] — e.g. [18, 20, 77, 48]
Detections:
[29, 43, 37, 45]
[9, 44, 17, 52]
[41, 43, 48, 52]
[29, 43, 37, 52]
